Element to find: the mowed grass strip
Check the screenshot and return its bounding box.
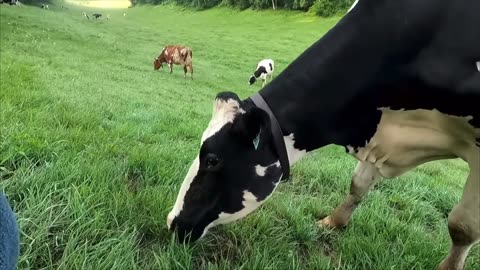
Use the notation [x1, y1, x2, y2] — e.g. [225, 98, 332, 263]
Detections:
[1, 4, 478, 269]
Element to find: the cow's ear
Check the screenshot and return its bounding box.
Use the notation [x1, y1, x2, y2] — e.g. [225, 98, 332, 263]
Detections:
[215, 91, 241, 104]
[212, 92, 243, 117]
[232, 107, 271, 150]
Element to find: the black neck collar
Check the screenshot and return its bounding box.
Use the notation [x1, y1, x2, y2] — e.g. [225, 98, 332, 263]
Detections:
[249, 93, 290, 181]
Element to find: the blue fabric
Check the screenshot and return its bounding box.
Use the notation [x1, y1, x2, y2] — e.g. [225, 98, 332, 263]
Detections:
[0, 192, 19, 270]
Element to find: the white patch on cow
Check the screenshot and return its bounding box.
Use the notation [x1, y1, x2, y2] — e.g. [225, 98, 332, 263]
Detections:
[284, 133, 307, 165]
[346, 145, 356, 154]
[255, 161, 280, 177]
[476, 61, 480, 72]
[167, 98, 244, 228]
[167, 156, 200, 229]
[200, 222, 216, 239]
[217, 191, 260, 225]
[201, 98, 244, 143]
[200, 177, 282, 238]
[348, 0, 359, 13]
[164, 50, 168, 56]
[255, 165, 267, 177]
[350, 108, 479, 178]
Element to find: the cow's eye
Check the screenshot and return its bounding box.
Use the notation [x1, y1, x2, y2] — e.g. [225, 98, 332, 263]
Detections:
[205, 153, 220, 170]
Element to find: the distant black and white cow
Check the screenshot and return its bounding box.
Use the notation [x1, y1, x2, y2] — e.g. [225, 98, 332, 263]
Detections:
[82, 12, 90, 20]
[249, 59, 274, 87]
[92, 13, 102, 19]
[167, 0, 480, 269]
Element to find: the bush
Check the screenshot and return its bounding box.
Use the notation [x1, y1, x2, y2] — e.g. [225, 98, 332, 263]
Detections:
[292, 0, 315, 11]
[223, 0, 252, 10]
[309, 0, 353, 17]
[250, 0, 271, 9]
[188, 0, 222, 9]
[130, 0, 356, 17]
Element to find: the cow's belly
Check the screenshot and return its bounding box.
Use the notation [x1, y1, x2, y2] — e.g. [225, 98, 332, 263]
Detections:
[351, 108, 479, 178]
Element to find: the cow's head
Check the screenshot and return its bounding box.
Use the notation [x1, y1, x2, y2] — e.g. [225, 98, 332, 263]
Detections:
[248, 75, 256, 85]
[153, 58, 163, 70]
[167, 91, 283, 242]
[249, 66, 267, 85]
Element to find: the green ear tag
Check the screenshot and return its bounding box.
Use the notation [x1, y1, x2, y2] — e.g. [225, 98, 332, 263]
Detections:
[253, 131, 261, 150]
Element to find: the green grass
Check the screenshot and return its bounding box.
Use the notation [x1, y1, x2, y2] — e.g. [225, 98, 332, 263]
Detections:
[1, 3, 479, 269]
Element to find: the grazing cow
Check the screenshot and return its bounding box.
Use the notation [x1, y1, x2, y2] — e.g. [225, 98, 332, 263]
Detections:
[249, 59, 275, 87]
[92, 13, 102, 19]
[41, 3, 48, 9]
[82, 12, 90, 20]
[167, 0, 480, 269]
[153, 45, 193, 79]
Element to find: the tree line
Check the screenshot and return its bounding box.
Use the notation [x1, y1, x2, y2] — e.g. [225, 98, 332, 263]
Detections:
[129, 0, 355, 17]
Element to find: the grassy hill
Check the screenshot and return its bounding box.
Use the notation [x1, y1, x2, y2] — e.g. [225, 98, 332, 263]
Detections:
[1, 3, 478, 269]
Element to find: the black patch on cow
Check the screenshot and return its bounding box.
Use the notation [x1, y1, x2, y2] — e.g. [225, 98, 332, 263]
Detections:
[269, 63, 273, 71]
[254, 66, 267, 78]
[249, 75, 256, 85]
[248, 164, 282, 201]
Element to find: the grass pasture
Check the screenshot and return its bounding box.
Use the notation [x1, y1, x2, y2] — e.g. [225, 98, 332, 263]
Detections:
[1, 3, 479, 269]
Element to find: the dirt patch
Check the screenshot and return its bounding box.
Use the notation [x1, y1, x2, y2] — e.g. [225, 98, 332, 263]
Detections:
[0, 167, 15, 181]
[192, 227, 244, 269]
[124, 168, 143, 193]
[65, 0, 131, 9]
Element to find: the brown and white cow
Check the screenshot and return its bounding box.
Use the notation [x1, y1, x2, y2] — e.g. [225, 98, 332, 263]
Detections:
[153, 45, 193, 79]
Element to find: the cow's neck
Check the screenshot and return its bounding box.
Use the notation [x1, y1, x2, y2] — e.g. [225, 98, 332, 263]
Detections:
[254, 16, 385, 159]
[250, 6, 436, 165]
[246, 0, 478, 168]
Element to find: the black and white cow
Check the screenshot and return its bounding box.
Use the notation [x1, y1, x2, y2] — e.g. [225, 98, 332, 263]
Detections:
[167, 0, 480, 269]
[249, 59, 275, 87]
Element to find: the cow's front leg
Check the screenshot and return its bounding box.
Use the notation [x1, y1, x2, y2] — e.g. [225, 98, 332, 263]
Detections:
[318, 161, 380, 228]
[183, 65, 187, 78]
[169, 62, 173, 74]
[437, 150, 479, 270]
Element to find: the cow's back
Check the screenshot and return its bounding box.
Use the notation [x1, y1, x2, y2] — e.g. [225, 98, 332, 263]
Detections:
[164, 45, 192, 65]
[395, 0, 480, 125]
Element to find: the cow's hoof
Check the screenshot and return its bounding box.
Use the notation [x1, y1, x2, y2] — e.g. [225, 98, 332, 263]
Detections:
[317, 216, 347, 229]
[436, 259, 463, 270]
[317, 216, 336, 228]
